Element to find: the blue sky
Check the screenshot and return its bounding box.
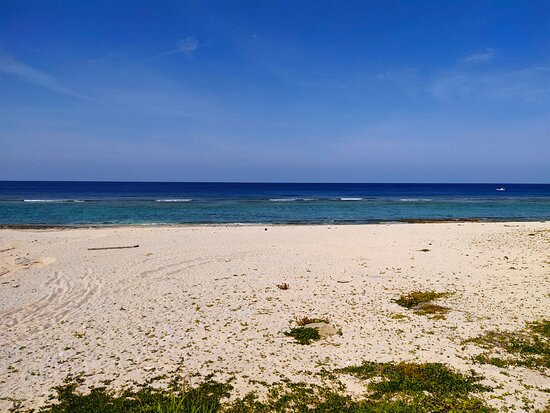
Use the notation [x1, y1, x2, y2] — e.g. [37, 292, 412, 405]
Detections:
[1, 1, 549, 182]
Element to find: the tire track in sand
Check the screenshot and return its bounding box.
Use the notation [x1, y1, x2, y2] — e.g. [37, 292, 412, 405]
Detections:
[1, 267, 101, 332]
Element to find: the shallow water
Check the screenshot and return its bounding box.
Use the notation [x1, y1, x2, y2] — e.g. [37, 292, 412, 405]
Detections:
[0, 181, 549, 225]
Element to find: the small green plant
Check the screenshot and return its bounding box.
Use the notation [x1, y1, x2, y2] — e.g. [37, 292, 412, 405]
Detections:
[393, 291, 451, 309]
[284, 327, 321, 345]
[393, 291, 452, 318]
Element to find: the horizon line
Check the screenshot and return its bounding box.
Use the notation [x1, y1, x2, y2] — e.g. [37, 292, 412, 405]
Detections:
[1, 180, 549, 185]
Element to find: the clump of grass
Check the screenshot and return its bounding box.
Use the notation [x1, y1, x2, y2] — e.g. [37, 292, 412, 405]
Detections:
[466, 320, 549, 370]
[393, 291, 452, 318]
[393, 291, 451, 309]
[284, 327, 321, 345]
[414, 303, 449, 319]
[295, 316, 328, 327]
[472, 354, 511, 368]
[276, 283, 289, 290]
[337, 361, 490, 398]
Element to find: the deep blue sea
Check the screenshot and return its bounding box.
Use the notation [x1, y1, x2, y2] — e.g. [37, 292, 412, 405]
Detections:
[0, 181, 549, 226]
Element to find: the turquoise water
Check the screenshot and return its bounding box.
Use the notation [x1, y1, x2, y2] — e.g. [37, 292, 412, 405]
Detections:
[0, 182, 549, 226]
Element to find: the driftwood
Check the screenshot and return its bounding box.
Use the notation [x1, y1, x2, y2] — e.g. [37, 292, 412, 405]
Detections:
[88, 245, 139, 251]
[0, 247, 15, 253]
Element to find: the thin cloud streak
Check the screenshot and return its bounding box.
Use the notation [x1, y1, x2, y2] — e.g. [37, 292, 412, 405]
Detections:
[0, 54, 91, 100]
[430, 65, 550, 103]
[461, 48, 497, 65]
[147, 36, 209, 61]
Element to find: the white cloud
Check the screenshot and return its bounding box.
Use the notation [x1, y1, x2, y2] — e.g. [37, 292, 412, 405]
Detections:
[461, 48, 496, 65]
[0, 54, 89, 99]
[176, 36, 199, 58]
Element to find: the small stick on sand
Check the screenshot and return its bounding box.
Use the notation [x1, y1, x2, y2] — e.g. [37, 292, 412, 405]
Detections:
[0, 247, 15, 253]
[88, 245, 139, 251]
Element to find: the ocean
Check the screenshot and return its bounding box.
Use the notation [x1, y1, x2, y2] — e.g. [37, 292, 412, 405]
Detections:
[0, 181, 549, 226]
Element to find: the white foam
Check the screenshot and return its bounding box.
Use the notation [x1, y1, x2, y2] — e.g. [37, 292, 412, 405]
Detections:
[400, 198, 432, 202]
[340, 197, 363, 201]
[23, 199, 82, 203]
[155, 199, 192, 202]
[269, 198, 316, 202]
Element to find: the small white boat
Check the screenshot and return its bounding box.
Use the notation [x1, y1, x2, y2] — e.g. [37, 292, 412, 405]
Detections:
[496, 187, 506, 191]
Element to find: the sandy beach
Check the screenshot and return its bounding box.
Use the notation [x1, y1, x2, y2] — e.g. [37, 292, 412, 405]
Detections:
[0, 222, 548, 411]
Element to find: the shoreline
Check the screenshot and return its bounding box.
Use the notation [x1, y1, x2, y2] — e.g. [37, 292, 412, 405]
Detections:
[1, 217, 548, 230]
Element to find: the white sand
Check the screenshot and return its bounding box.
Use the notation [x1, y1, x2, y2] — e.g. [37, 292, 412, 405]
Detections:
[0, 222, 548, 411]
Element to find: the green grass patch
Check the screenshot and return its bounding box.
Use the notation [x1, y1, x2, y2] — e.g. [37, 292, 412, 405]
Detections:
[33, 378, 230, 413]
[472, 354, 511, 368]
[284, 327, 321, 345]
[337, 361, 490, 398]
[466, 320, 549, 370]
[227, 382, 493, 412]
[17, 361, 496, 413]
[528, 320, 550, 337]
